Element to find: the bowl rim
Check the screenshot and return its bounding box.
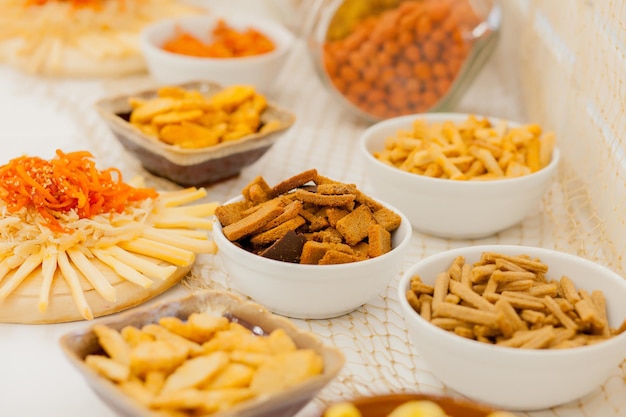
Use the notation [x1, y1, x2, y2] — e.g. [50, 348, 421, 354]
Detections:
[213, 194, 413, 274]
[359, 112, 561, 188]
[140, 13, 295, 64]
[398, 244, 626, 357]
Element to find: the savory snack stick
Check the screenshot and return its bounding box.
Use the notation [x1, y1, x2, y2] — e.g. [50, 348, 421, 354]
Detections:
[215, 169, 402, 265]
[0, 150, 218, 323]
[128, 85, 281, 149]
[406, 251, 626, 349]
[0, 0, 203, 76]
[85, 312, 324, 415]
[374, 115, 556, 180]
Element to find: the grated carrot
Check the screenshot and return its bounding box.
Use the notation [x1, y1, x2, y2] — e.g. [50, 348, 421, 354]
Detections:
[0, 150, 158, 233]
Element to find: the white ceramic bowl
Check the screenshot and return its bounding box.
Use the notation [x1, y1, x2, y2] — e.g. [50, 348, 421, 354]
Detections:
[213, 197, 412, 320]
[140, 14, 295, 92]
[397, 245, 626, 411]
[359, 113, 561, 239]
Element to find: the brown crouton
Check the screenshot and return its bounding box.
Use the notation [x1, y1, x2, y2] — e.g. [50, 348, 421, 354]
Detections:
[367, 224, 392, 258]
[214, 200, 250, 227]
[372, 206, 402, 232]
[318, 250, 360, 265]
[269, 169, 318, 198]
[249, 216, 306, 245]
[222, 199, 284, 241]
[300, 241, 329, 264]
[335, 204, 375, 246]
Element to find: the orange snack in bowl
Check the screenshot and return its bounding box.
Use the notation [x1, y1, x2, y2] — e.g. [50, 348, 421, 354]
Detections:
[323, 0, 482, 119]
[162, 19, 276, 58]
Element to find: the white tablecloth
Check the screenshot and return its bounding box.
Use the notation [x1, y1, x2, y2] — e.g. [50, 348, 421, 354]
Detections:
[0, 21, 624, 417]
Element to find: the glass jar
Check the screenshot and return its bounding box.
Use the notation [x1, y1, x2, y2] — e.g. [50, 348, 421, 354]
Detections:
[300, 0, 501, 122]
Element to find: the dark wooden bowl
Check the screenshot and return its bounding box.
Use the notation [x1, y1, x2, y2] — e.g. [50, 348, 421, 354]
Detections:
[325, 393, 512, 417]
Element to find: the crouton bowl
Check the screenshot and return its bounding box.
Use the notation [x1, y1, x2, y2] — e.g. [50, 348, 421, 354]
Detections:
[212, 169, 412, 319]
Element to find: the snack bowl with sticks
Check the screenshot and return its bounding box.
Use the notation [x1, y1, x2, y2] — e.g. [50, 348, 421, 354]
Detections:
[140, 14, 295, 91]
[95, 81, 295, 187]
[397, 244, 626, 411]
[212, 169, 413, 320]
[359, 112, 560, 239]
[59, 290, 345, 417]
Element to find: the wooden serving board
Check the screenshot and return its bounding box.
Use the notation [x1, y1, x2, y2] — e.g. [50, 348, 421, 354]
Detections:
[0, 256, 191, 324]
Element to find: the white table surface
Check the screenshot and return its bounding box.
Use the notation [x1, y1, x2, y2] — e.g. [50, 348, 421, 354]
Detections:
[0, 15, 624, 417]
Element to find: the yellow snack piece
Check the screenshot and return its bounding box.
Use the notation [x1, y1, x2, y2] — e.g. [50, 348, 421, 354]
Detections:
[128, 85, 270, 149]
[374, 115, 556, 180]
[89, 313, 325, 415]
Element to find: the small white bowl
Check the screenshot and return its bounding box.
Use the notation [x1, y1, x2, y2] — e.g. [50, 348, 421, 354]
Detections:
[140, 14, 295, 92]
[213, 197, 412, 320]
[397, 245, 626, 411]
[359, 113, 561, 239]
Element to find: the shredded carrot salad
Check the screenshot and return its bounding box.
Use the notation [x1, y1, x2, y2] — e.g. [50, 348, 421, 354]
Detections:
[0, 150, 158, 233]
[162, 19, 276, 58]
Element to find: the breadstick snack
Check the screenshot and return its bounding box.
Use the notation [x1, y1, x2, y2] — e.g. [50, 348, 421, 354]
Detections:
[214, 169, 403, 265]
[406, 251, 626, 349]
[0, 150, 218, 323]
[374, 114, 556, 180]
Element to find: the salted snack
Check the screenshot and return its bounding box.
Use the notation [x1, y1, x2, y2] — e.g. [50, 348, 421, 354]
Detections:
[0, 150, 218, 323]
[375, 115, 556, 180]
[162, 18, 276, 58]
[325, 399, 516, 417]
[215, 169, 402, 265]
[85, 311, 324, 415]
[406, 252, 626, 348]
[0, 0, 203, 76]
[128, 85, 281, 149]
[322, 0, 483, 119]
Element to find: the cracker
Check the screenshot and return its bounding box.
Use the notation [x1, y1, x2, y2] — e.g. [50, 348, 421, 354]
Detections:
[294, 189, 356, 207]
[249, 216, 306, 246]
[214, 200, 250, 227]
[335, 204, 375, 246]
[268, 169, 318, 198]
[299, 241, 329, 265]
[256, 201, 303, 232]
[318, 250, 360, 265]
[222, 199, 284, 241]
[367, 224, 391, 258]
[217, 171, 402, 265]
[372, 206, 402, 232]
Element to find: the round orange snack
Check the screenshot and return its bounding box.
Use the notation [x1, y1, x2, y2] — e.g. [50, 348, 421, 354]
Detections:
[322, 0, 482, 119]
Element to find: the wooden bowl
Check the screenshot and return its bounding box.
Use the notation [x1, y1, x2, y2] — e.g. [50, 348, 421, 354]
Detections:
[324, 393, 512, 417]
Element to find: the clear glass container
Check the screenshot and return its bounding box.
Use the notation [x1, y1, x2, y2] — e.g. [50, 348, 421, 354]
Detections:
[300, 0, 501, 122]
